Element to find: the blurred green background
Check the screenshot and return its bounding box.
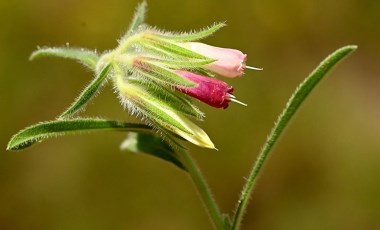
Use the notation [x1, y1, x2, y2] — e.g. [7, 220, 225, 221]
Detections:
[1, 0, 379, 229]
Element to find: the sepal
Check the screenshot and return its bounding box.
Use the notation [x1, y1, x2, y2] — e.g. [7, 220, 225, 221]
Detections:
[137, 34, 211, 60]
[129, 79, 204, 120]
[117, 79, 215, 149]
[153, 22, 226, 42]
[120, 1, 148, 41]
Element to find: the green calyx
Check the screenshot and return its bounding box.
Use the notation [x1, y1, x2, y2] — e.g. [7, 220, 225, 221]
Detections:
[19, 1, 227, 150]
[116, 78, 214, 149]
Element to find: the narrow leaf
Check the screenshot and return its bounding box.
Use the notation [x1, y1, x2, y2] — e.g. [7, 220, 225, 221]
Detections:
[231, 45, 358, 230]
[121, 132, 187, 171]
[156, 22, 226, 42]
[30, 47, 99, 70]
[120, 1, 147, 41]
[7, 118, 152, 151]
[59, 64, 111, 119]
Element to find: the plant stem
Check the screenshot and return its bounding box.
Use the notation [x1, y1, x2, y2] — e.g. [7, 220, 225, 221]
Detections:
[231, 45, 357, 230]
[178, 150, 227, 230]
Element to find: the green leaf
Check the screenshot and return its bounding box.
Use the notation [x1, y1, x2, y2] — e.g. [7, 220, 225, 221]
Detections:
[231, 45, 358, 230]
[120, 132, 187, 171]
[30, 47, 99, 70]
[7, 118, 152, 151]
[120, 1, 147, 41]
[156, 22, 226, 42]
[59, 64, 111, 119]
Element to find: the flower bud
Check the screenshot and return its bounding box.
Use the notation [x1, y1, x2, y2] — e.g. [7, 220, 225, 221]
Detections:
[175, 70, 237, 109]
[117, 77, 215, 149]
[185, 42, 247, 78]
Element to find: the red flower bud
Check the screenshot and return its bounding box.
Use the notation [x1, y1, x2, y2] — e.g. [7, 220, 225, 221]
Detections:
[175, 70, 245, 109]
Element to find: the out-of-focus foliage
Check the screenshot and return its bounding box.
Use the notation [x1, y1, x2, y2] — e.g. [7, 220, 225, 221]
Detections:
[0, 0, 379, 229]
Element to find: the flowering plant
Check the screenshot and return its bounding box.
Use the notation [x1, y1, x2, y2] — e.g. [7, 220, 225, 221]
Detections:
[7, 2, 356, 229]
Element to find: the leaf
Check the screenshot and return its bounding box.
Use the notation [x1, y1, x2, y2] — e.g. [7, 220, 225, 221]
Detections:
[120, 132, 187, 171]
[30, 47, 99, 71]
[157, 22, 226, 42]
[59, 64, 111, 119]
[120, 1, 148, 41]
[7, 118, 152, 151]
[231, 45, 358, 230]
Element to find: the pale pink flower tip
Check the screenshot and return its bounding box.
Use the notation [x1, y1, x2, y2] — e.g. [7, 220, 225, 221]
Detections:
[186, 42, 247, 78]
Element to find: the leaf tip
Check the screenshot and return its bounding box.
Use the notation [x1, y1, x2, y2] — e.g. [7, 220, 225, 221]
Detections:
[6, 140, 23, 152]
[140, 0, 147, 7]
[29, 49, 40, 61]
[6, 136, 17, 151]
[347, 45, 358, 50]
[344, 45, 358, 52]
[339, 45, 358, 54]
[6, 135, 34, 152]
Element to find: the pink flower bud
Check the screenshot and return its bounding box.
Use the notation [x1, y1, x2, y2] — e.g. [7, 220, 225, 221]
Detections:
[175, 70, 235, 109]
[186, 42, 247, 78]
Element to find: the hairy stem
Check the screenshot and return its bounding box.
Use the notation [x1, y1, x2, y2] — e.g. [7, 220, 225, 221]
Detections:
[231, 45, 357, 230]
[178, 151, 227, 230]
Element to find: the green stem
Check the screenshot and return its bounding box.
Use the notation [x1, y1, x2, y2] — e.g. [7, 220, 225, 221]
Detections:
[178, 151, 227, 230]
[231, 45, 357, 230]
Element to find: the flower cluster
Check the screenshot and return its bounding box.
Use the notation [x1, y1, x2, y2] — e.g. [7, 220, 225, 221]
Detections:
[94, 2, 260, 149]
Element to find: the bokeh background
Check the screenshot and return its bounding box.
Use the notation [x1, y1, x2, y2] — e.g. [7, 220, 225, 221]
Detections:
[1, 0, 379, 229]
